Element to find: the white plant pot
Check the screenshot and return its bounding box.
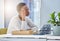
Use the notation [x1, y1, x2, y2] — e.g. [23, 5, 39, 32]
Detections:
[53, 26, 60, 36]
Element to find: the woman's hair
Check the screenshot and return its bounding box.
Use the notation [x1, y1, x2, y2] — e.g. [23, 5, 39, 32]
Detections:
[17, 3, 26, 12]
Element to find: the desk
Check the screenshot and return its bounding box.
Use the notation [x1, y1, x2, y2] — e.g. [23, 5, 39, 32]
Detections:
[0, 34, 46, 38]
[0, 35, 46, 41]
[0, 35, 60, 41]
[47, 35, 60, 41]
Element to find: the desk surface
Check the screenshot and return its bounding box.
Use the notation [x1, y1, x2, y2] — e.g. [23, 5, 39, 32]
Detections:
[0, 34, 46, 39]
[0, 35, 60, 39]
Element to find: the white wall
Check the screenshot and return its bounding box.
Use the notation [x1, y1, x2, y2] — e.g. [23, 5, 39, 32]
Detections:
[0, 0, 4, 28]
[4, 0, 24, 27]
[40, 0, 60, 28]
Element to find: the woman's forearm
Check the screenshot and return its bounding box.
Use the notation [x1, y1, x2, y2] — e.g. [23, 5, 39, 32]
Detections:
[12, 30, 33, 35]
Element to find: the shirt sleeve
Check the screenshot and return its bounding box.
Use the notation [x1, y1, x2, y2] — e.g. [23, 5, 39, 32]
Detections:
[27, 17, 38, 32]
[7, 18, 20, 34]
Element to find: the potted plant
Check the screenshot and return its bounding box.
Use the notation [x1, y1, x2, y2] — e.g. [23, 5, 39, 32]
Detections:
[48, 11, 60, 36]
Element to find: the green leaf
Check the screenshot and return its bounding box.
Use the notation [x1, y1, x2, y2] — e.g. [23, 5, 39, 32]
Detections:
[48, 11, 56, 26]
[58, 12, 60, 21]
[48, 20, 51, 23]
[49, 11, 55, 21]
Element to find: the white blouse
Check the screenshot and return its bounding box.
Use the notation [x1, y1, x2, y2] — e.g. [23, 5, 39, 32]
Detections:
[7, 15, 38, 34]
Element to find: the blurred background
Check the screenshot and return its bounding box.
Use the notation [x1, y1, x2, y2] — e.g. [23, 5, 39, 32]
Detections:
[3, 0, 41, 28]
[0, 0, 4, 28]
[0, 0, 60, 29]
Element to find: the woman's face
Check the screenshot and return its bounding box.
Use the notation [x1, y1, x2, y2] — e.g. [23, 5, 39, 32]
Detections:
[19, 5, 29, 16]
